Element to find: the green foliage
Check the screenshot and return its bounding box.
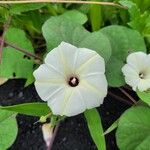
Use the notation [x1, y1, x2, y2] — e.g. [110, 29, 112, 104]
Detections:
[10, 3, 46, 14]
[12, 10, 50, 34]
[13, 9, 87, 34]
[78, 4, 90, 14]
[90, 0, 103, 31]
[42, 16, 89, 50]
[0, 2, 150, 150]
[101, 25, 146, 87]
[0, 109, 18, 150]
[1, 103, 51, 117]
[119, 0, 150, 37]
[102, 4, 119, 25]
[137, 90, 150, 106]
[42, 16, 111, 62]
[116, 106, 150, 150]
[126, 0, 150, 12]
[119, 0, 140, 19]
[61, 10, 88, 25]
[0, 28, 34, 80]
[80, 31, 111, 62]
[0, 6, 9, 23]
[84, 108, 106, 150]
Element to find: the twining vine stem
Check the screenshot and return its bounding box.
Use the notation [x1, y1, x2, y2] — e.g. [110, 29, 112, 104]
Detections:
[108, 91, 133, 105]
[0, 16, 12, 64]
[119, 88, 137, 104]
[0, 0, 127, 9]
[1, 40, 43, 62]
[123, 85, 132, 91]
[0, 16, 42, 64]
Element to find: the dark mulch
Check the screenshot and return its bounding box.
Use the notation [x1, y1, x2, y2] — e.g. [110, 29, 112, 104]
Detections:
[0, 79, 130, 150]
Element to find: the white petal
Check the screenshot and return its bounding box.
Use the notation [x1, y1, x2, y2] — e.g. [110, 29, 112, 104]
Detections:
[78, 75, 107, 109]
[122, 64, 140, 91]
[44, 46, 66, 77]
[124, 76, 140, 91]
[122, 64, 139, 77]
[33, 64, 64, 82]
[77, 85, 105, 109]
[45, 41, 80, 75]
[47, 87, 67, 115]
[137, 79, 150, 91]
[145, 54, 150, 78]
[126, 52, 147, 72]
[35, 82, 65, 101]
[33, 64, 66, 101]
[75, 48, 105, 75]
[61, 88, 86, 116]
[74, 48, 97, 71]
[48, 87, 86, 116]
[57, 42, 79, 73]
[81, 74, 107, 97]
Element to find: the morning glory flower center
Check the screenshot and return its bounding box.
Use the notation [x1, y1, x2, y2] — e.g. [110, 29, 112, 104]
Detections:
[139, 72, 145, 79]
[68, 76, 79, 87]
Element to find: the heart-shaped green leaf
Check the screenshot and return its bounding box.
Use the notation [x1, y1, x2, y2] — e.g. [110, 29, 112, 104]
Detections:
[42, 16, 111, 62]
[0, 28, 34, 80]
[116, 106, 150, 150]
[42, 16, 89, 51]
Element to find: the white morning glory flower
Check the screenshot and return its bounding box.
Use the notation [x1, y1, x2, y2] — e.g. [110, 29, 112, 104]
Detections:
[122, 52, 150, 92]
[33, 42, 107, 116]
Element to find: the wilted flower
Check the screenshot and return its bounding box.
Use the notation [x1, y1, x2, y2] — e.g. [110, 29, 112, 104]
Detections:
[33, 42, 107, 116]
[42, 123, 53, 147]
[122, 52, 150, 92]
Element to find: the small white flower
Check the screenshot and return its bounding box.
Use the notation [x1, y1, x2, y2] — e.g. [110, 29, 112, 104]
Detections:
[122, 52, 150, 92]
[33, 42, 107, 116]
